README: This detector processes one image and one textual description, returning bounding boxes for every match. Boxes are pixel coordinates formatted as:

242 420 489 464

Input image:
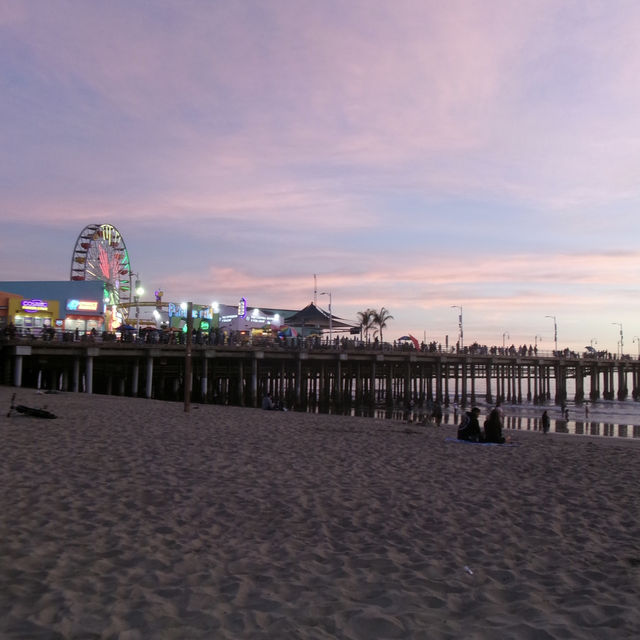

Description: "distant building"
0 290 24 332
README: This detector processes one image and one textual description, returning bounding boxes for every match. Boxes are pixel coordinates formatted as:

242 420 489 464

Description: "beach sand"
1 386 639 639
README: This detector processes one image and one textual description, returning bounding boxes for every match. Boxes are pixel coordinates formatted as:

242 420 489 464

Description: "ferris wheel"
70 223 132 307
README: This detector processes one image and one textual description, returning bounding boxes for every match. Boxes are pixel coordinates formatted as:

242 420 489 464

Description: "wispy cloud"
2 1 640 351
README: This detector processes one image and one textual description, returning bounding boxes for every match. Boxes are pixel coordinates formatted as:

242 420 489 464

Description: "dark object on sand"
7 393 57 419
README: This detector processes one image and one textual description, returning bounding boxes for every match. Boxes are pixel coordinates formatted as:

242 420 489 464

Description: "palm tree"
373 307 394 344
356 308 376 342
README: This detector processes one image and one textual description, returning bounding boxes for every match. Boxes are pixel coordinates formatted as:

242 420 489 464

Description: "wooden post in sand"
184 302 193 413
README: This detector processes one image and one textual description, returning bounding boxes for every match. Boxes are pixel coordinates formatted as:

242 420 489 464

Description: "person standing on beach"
432 401 443 426
541 410 550 434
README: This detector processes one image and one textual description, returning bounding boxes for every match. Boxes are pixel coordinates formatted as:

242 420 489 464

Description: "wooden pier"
2 340 640 410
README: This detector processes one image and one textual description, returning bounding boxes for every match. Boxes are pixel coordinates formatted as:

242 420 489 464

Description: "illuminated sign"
168 302 212 319
238 297 247 318
21 299 48 313
67 299 99 312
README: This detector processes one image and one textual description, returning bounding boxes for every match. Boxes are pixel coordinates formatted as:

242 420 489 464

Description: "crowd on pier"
0 321 627 360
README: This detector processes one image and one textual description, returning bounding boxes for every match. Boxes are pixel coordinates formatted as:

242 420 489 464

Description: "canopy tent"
398 335 420 349
284 302 355 333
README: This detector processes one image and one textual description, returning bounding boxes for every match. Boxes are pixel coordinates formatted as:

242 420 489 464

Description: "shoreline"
6 383 640 441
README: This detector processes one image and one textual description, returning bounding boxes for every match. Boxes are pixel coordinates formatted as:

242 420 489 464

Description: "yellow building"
7 296 61 336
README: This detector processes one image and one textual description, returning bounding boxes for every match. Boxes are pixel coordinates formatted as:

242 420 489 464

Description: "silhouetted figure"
484 408 505 443
261 393 273 410
541 410 550 434
458 407 482 442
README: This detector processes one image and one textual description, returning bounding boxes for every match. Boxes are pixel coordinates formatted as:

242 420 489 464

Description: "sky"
2 0 640 354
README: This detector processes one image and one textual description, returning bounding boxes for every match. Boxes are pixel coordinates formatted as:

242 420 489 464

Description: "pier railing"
1 333 636 362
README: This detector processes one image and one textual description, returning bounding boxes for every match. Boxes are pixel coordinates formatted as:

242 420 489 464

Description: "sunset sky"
2 1 640 353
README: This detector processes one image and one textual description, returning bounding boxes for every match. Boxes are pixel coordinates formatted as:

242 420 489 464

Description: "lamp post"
534 335 542 351
451 305 463 350
130 273 144 338
184 302 193 413
502 332 510 350
545 315 557 354
633 336 640 359
611 322 623 357
320 291 332 344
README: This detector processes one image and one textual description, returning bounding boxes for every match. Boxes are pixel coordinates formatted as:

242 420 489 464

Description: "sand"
1 386 639 639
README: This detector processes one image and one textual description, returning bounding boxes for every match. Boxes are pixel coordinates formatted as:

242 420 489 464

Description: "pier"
2 340 639 411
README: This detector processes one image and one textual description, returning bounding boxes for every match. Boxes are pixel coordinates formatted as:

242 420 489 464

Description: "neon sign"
168 302 212 319
67 299 99 312
237 297 247 318
21 299 48 313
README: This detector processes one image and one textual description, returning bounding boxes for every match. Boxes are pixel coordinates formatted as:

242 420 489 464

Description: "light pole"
320 291 332 344
633 336 640 359
451 305 463 350
611 323 623 357
545 315 557 354
502 332 510 350
184 302 193 413
131 273 144 337
534 335 542 350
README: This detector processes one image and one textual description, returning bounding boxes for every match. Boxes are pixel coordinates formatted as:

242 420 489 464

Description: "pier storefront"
0 291 24 334
8 297 60 337
0 280 106 336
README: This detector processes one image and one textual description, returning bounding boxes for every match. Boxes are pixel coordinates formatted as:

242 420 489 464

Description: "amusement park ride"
69 223 138 327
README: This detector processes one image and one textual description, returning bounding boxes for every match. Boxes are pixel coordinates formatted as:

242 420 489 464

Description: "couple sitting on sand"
457 407 505 444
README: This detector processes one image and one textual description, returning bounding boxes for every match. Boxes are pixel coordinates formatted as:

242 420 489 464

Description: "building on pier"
0 281 105 337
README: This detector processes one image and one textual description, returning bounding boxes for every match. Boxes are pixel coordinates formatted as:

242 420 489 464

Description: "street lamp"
633 336 640 359
534 335 542 350
184 302 193 413
320 291 332 344
611 322 623 357
545 315 557 354
451 305 463 350
131 273 144 336
502 332 510 350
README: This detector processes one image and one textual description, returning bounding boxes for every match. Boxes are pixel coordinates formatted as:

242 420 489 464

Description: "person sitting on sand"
483 408 505 443
457 407 482 442
261 392 274 410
